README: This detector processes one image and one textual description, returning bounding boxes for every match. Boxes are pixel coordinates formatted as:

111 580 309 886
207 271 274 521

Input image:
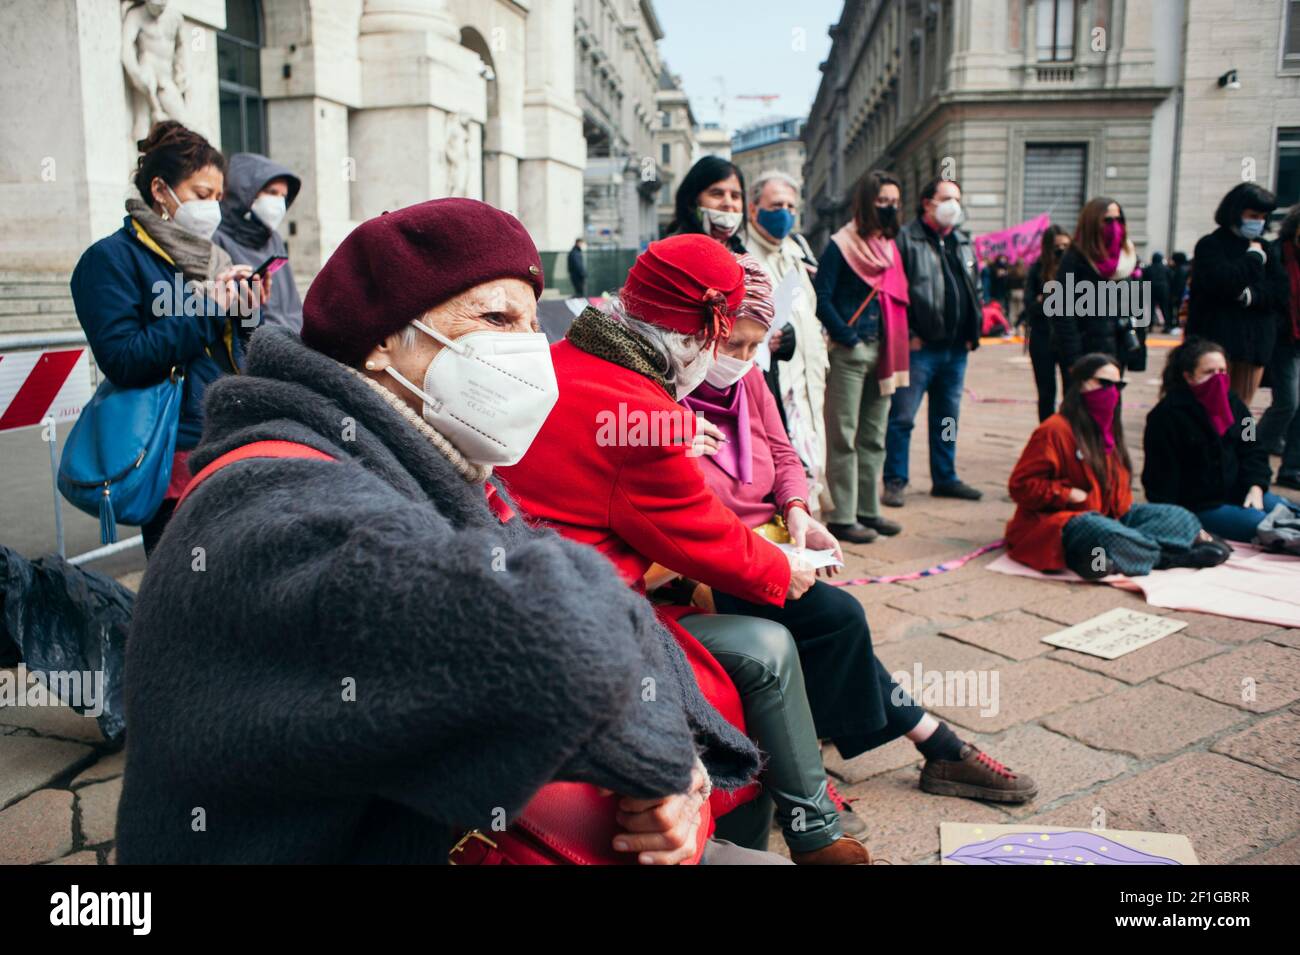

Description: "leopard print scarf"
565 306 675 397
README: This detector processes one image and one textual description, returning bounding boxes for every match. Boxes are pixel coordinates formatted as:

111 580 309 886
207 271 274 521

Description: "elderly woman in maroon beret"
118 198 780 866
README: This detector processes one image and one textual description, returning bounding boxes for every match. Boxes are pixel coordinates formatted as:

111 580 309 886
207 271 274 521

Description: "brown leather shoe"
791 835 873 865
919 744 1038 804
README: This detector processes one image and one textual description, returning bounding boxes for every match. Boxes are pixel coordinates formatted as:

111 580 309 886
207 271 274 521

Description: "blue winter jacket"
70 217 242 450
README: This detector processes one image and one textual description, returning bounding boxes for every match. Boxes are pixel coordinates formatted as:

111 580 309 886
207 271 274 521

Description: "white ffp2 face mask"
385 322 559 466
674 346 714 399
934 198 962 230
165 184 222 240
704 351 753 389
250 193 287 232
700 207 743 239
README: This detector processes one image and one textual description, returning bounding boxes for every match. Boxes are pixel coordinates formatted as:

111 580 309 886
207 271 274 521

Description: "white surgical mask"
674 346 714 399
384 321 559 466
250 193 287 232
700 207 743 240
704 351 753 389
165 184 222 240
933 198 962 230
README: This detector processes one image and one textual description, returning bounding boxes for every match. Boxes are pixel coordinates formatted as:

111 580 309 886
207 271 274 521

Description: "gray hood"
218 152 301 248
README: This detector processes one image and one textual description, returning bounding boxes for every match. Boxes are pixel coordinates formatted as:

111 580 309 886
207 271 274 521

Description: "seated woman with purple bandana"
677 255 1039 808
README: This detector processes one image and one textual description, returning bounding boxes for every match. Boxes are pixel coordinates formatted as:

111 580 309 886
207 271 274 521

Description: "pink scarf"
1095 221 1126 279
1081 387 1119 453
831 224 911 395
681 379 752 483
1190 373 1234 436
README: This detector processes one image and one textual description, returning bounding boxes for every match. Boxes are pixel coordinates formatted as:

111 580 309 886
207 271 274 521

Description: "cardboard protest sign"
1040 607 1186 660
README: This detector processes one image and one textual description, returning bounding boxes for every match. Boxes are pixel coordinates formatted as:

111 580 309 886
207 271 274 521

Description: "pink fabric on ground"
987 544 1300 628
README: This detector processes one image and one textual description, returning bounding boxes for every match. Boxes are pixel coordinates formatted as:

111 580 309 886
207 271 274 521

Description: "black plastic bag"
0 545 132 742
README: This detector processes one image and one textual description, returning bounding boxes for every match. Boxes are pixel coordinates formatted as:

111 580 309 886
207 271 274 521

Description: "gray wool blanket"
116 327 759 863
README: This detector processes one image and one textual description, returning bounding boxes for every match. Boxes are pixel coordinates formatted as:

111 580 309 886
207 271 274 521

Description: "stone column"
349 0 486 219
519 0 585 255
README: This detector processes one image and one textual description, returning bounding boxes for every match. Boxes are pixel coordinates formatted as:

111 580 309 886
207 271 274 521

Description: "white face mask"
933 198 962 230
250 193 287 232
700 207 743 240
674 345 714 399
165 183 222 240
384 321 559 466
704 351 753 389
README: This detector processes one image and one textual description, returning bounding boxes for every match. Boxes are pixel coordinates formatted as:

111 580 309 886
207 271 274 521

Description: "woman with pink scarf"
813 170 911 544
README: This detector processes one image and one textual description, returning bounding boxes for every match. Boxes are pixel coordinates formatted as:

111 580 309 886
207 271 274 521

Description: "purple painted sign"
944 830 1183 866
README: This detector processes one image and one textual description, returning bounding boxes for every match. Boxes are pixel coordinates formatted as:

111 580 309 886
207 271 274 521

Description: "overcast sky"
652 0 845 131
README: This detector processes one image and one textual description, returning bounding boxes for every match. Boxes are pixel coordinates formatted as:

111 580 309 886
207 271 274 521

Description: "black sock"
916 721 965 762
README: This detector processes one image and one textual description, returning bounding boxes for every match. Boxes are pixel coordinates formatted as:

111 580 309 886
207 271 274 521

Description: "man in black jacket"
882 177 984 506
568 237 587 297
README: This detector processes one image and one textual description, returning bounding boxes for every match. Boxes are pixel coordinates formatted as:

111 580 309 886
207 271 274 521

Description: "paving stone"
1042 683 1245 759
963 724 1131 818
0 789 74 864
1025 752 1300 864
843 580 915 608
1171 610 1285 645
77 777 123 846
885 549 1010 593
935 656 1118 734
887 574 1053 621
1264 629 1300 650
941 610 1061 660
0 735 94 807
1021 585 1154 626
1211 712 1300 780
115 570 144 593
823 736 921 785
1048 634 1226 685
1160 642 1300 713
47 850 99 865
858 603 939 644
0 683 105 743
71 749 126 788
1238 834 1300 865
841 768 1008 863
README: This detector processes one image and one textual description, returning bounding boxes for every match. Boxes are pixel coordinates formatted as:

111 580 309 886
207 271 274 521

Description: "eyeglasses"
1090 378 1127 391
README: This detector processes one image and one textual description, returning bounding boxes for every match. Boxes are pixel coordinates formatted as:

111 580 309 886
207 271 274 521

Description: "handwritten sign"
973 213 1052 267
941 823 1198 865
1040 607 1187 660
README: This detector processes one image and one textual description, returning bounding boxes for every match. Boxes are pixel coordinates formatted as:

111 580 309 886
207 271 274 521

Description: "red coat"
498 340 791 602
498 340 791 815
1004 413 1133 572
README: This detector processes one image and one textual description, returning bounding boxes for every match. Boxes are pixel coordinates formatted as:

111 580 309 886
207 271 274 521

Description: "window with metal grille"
1286 1 1300 69
1023 143 1086 229
218 0 266 155
1277 128 1300 209
1035 0 1076 62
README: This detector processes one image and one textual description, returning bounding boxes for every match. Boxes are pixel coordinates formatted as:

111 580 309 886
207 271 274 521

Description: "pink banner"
973 213 1052 266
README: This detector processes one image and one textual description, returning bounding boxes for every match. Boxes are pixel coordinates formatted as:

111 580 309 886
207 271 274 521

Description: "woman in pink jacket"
679 255 1037 807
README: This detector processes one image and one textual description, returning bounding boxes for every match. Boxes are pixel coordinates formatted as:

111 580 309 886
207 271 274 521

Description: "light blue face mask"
1239 218 1266 239
756 206 796 240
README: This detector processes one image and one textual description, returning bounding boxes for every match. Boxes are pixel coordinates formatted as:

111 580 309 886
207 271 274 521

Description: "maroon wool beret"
301 198 544 366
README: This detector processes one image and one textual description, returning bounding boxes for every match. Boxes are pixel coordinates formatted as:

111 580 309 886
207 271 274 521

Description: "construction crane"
735 94 781 109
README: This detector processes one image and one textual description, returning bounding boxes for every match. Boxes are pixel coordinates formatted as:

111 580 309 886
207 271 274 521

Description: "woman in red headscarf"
499 234 875 863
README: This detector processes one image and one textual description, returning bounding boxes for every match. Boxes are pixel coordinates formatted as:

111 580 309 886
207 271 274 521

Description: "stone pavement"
2 339 1297 865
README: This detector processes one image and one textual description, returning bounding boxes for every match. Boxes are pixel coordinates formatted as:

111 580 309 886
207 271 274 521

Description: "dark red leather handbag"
448 782 711 866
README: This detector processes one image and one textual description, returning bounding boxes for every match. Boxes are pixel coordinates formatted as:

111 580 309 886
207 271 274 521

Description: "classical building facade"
575 0 666 250
0 0 661 335
732 116 807 217
801 0 1300 258
653 67 700 233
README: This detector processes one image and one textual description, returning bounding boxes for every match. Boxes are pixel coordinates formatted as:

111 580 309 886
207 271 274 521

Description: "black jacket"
894 218 982 347
813 239 882 346
1186 227 1286 366
567 244 587 281
117 328 758 863
1051 247 1147 370
1142 386 1273 512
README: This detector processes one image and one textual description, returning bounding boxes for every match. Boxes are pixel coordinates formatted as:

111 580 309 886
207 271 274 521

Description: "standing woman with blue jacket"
70 121 265 553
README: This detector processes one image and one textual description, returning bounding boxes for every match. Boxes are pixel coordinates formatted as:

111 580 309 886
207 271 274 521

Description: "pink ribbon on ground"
826 539 1006 587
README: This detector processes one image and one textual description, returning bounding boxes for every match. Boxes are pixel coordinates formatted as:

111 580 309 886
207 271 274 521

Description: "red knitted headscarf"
619 234 745 344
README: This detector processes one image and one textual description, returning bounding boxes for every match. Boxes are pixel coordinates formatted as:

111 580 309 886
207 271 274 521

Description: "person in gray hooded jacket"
214 152 304 338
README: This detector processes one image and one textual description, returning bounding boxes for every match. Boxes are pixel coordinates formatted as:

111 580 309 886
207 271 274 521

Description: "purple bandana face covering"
1080 386 1119 453
1189 372 1234 436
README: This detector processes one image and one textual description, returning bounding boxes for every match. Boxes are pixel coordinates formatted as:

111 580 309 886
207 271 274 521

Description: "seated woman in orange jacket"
1005 353 1227 578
